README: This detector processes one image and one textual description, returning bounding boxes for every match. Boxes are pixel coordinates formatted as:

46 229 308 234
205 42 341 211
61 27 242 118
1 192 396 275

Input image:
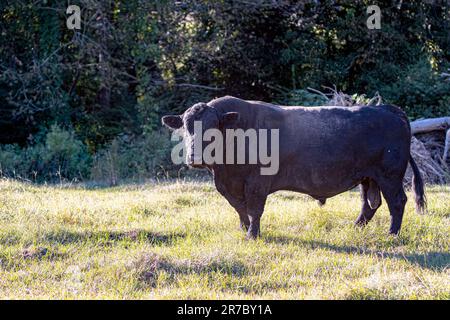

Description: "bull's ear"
162 115 183 130
221 112 240 126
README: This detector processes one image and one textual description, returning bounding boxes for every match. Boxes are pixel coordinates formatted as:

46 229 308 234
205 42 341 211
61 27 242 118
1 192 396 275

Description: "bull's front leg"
237 206 250 231
214 180 249 231
229 200 249 231
222 194 249 231
245 193 267 240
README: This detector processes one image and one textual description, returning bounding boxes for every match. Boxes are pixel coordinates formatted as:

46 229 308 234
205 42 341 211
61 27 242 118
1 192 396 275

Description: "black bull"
162 96 426 239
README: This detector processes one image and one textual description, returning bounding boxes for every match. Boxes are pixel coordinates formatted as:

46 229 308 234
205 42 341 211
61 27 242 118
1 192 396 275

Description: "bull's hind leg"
355 179 381 226
379 179 407 235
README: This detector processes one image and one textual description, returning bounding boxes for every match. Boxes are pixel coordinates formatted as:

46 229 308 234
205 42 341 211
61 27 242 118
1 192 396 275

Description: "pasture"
0 179 448 299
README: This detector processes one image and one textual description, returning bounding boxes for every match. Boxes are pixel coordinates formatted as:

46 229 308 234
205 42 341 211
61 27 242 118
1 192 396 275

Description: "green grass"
0 179 448 299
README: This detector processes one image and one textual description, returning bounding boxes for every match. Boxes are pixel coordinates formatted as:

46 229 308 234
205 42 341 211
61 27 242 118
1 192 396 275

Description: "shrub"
377 59 450 119
0 144 28 179
0 125 91 182
275 89 328 106
40 125 92 181
91 130 183 185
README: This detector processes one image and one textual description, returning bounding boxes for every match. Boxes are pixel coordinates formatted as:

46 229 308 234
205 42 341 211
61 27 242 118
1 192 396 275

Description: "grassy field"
0 179 448 299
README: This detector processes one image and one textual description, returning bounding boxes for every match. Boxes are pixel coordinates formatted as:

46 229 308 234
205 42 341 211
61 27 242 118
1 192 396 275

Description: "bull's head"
162 103 239 167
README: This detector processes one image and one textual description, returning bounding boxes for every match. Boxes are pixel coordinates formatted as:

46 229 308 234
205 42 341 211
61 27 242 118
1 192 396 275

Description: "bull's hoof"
354 218 369 227
245 231 259 240
241 227 249 232
239 223 249 232
388 229 401 236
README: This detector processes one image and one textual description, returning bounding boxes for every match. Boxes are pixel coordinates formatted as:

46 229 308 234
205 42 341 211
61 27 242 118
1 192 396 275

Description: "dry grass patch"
0 179 448 299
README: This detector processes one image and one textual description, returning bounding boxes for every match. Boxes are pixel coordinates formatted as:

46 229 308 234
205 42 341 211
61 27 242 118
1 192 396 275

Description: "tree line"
0 0 449 182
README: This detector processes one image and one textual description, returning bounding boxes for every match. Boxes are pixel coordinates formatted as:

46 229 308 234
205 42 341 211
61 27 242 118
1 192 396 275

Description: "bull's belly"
280 180 360 199
272 164 364 198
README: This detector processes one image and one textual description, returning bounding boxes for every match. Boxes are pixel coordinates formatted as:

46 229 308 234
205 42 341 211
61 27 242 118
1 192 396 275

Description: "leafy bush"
0 125 205 185
378 59 450 119
91 130 183 185
275 89 328 106
40 125 92 181
0 144 30 179
0 125 91 182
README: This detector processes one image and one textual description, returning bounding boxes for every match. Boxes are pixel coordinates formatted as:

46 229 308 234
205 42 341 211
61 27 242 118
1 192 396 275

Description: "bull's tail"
409 154 427 214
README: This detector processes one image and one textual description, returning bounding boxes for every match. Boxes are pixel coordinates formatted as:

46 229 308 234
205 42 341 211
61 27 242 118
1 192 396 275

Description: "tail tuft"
409 155 427 214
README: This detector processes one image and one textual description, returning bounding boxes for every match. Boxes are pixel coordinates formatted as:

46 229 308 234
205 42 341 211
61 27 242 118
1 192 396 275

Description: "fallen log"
443 129 450 165
411 117 450 168
410 117 450 134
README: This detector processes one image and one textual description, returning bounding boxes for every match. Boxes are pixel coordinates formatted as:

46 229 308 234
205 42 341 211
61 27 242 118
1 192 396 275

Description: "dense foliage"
0 0 449 182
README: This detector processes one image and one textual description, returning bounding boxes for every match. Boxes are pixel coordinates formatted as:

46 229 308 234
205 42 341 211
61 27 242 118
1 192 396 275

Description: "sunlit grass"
0 179 448 299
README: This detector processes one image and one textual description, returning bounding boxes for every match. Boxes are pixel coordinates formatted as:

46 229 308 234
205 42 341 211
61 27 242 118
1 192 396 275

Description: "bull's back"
280 105 410 159
273 105 410 195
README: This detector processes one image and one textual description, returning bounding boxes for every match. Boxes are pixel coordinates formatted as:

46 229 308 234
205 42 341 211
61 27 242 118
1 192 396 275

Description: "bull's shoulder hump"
207 95 245 107
247 100 279 107
208 96 284 113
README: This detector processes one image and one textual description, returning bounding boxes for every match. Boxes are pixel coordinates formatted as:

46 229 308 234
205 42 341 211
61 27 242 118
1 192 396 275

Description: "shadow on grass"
135 252 249 288
41 229 185 246
0 245 71 271
264 235 450 271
